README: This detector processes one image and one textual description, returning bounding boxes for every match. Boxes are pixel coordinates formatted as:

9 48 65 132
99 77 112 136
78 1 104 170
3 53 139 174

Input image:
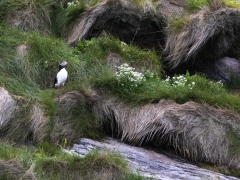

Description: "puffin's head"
60 61 70 67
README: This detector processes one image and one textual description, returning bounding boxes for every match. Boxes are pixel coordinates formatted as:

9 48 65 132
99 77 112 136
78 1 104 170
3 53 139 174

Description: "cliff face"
2 0 240 179
66 0 240 82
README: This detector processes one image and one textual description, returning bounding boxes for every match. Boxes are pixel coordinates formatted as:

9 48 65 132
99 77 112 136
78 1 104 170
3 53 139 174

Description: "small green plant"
131 0 156 12
115 63 146 91
168 15 190 33
223 0 240 8
186 0 209 12
164 74 196 90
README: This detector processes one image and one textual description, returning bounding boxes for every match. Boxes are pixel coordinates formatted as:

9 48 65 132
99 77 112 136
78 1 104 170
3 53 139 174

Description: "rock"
0 87 16 127
67 138 240 180
201 57 240 83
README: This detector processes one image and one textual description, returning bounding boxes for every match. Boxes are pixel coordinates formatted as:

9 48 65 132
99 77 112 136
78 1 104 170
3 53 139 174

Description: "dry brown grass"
164 5 240 68
5 0 53 34
30 103 49 142
51 90 87 144
67 0 164 46
92 94 240 170
0 159 36 180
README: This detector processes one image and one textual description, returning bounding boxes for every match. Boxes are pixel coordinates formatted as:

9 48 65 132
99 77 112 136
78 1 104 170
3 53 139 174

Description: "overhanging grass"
0 0 54 34
0 141 148 180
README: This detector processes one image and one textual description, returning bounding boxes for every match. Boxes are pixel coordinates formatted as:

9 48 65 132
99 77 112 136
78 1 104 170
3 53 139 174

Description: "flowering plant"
163 74 195 90
115 63 146 87
115 63 146 91
67 1 79 7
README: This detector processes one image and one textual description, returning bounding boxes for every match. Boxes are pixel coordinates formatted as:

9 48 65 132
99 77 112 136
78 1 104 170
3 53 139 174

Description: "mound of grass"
0 25 99 144
0 0 54 34
74 35 162 91
96 68 240 113
167 14 190 33
0 141 147 180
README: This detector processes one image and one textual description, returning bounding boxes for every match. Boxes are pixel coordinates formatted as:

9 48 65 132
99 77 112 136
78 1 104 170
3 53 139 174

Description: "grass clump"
0 0 54 34
131 0 156 12
96 67 240 112
223 0 240 8
186 0 209 12
51 0 103 37
0 141 147 180
76 35 161 70
167 14 190 33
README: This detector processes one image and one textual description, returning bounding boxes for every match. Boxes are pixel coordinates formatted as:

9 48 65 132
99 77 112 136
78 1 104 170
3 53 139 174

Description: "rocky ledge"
64 138 239 180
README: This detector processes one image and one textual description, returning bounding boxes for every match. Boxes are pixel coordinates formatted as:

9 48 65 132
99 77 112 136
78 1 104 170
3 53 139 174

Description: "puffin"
53 61 69 89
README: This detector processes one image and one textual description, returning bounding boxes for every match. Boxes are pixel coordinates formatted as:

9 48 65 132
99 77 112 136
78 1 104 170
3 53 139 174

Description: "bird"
53 61 69 89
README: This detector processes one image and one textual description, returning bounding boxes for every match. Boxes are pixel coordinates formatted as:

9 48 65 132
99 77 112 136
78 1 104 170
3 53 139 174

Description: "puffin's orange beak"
67 62 70 66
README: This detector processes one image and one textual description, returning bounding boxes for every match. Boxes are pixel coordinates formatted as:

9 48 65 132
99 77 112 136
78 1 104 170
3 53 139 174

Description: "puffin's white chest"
55 68 68 87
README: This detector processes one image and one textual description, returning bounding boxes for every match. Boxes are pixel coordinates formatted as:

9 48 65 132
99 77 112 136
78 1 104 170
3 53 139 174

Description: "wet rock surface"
67 138 240 180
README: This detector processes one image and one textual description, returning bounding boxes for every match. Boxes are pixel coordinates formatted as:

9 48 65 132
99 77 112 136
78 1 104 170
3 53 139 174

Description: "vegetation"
1 0 240 179
223 0 240 8
0 141 147 180
131 0 156 12
186 0 209 12
167 14 190 33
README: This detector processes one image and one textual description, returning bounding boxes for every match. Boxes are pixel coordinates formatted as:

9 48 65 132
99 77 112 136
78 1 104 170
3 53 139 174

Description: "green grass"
0 25 101 144
223 0 240 8
0 141 148 180
186 0 209 12
0 0 54 33
167 15 190 33
95 70 240 113
76 35 161 71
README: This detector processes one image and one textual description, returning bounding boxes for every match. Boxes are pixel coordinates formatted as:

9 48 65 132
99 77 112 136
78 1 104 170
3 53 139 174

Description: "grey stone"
68 137 240 180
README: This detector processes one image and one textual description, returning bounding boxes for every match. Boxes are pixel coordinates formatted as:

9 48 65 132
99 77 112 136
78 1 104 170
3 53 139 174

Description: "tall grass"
0 25 100 144
0 0 54 34
75 35 162 88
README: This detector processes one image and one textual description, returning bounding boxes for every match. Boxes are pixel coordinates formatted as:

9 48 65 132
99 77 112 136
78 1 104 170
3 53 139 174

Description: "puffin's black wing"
53 74 58 88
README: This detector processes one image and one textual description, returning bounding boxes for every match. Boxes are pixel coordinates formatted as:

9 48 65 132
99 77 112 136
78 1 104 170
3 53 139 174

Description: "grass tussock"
93 95 240 171
164 4 240 69
0 0 54 34
223 0 240 9
167 14 190 34
0 141 145 180
186 0 209 12
131 0 156 12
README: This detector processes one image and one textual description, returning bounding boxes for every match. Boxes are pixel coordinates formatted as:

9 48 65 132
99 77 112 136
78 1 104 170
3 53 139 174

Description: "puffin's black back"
53 65 63 88
59 65 64 71
53 61 68 88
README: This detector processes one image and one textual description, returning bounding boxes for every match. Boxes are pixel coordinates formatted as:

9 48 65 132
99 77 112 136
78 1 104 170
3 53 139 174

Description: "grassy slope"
1 0 240 179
